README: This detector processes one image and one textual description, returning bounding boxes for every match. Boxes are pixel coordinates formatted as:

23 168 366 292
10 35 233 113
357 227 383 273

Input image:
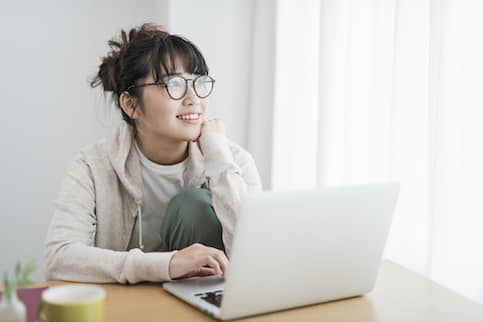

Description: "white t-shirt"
128 142 188 251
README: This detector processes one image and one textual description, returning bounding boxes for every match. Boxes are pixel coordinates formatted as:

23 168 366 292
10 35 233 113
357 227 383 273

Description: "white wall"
0 0 255 280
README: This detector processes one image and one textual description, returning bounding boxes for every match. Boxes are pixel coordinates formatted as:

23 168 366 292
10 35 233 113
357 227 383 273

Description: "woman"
44 23 262 283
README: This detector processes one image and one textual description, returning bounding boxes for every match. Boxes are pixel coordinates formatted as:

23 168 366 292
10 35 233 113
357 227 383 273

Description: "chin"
184 131 201 142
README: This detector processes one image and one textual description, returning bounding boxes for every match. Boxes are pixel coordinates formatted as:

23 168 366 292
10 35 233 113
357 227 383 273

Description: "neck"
135 131 188 165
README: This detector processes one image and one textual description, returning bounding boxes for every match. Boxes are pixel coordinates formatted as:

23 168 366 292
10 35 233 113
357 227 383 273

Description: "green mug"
37 285 105 322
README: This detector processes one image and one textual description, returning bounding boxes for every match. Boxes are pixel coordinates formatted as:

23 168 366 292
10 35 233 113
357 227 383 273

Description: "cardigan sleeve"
44 156 177 283
199 132 262 257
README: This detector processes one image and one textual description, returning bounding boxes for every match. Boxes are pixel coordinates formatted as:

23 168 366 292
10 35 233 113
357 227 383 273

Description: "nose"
183 82 200 105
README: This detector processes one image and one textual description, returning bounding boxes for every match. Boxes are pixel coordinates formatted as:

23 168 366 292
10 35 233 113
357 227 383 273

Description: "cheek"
141 94 177 123
138 107 177 134
152 106 178 127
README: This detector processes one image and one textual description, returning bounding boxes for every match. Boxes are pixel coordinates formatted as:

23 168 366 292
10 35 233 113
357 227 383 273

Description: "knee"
166 188 218 226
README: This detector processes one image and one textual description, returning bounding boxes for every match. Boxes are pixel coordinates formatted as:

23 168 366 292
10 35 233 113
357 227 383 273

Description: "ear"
120 92 141 120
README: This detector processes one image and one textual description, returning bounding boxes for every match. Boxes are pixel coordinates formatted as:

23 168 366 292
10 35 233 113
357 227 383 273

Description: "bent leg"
160 188 225 252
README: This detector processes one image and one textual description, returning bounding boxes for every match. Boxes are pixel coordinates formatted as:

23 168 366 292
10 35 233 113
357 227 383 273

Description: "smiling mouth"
176 113 202 121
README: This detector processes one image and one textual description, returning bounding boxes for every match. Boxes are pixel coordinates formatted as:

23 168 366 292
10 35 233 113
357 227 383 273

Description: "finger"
212 252 229 275
201 256 222 275
182 267 215 278
199 122 206 134
205 248 228 275
196 267 217 277
175 270 197 280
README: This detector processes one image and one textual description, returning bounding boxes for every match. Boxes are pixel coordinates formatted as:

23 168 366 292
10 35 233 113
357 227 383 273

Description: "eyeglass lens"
165 75 214 99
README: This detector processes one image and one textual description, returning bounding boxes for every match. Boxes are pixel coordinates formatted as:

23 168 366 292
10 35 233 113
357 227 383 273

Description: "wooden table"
38 261 483 321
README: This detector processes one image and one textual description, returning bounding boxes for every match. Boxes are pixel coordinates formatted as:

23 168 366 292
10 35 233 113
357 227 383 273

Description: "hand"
195 118 225 153
168 243 229 280
201 118 225 135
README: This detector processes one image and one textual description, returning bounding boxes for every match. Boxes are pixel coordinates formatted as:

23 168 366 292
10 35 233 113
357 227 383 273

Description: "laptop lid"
219 182 399 320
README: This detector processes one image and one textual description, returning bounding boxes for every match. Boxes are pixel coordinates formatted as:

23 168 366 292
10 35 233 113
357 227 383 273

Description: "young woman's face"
135 67 208 143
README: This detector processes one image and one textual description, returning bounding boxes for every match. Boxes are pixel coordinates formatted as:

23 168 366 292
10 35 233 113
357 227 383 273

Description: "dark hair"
90 23 210 125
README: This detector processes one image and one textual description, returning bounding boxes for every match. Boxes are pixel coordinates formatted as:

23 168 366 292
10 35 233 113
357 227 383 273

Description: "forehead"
151 40 208 79
154 56 199 78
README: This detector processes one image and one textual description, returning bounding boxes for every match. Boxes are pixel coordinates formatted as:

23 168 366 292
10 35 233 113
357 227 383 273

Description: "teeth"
177 113 200 120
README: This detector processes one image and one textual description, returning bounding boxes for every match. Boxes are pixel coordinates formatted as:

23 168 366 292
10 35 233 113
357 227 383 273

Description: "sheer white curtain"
249 0 483 303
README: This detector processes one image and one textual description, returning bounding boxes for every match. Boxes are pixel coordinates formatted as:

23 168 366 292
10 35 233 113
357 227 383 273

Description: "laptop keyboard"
195 289 224 307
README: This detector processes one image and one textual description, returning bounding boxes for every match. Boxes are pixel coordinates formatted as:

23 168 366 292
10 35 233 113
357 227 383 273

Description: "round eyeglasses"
125 75 215 100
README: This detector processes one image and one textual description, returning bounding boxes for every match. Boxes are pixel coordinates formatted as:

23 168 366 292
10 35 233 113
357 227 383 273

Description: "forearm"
45 240 176 284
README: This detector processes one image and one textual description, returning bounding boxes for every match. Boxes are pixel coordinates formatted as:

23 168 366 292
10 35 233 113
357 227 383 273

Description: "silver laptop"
163 182 399 320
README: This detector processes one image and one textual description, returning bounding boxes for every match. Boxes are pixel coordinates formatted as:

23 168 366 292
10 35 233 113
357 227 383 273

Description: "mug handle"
36 301 47 322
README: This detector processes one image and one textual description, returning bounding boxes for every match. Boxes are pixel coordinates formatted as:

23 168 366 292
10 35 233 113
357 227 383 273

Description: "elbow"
44 241 68 281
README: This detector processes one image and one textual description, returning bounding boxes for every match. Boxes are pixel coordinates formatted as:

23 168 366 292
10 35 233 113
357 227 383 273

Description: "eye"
166 76 185 88
196 76 212 84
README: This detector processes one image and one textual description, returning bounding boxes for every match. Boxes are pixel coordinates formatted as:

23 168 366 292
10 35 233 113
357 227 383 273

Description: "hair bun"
91 24 169 93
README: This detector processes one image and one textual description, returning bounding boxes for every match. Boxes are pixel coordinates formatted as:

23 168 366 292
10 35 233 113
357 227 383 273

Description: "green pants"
160 188 226 253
